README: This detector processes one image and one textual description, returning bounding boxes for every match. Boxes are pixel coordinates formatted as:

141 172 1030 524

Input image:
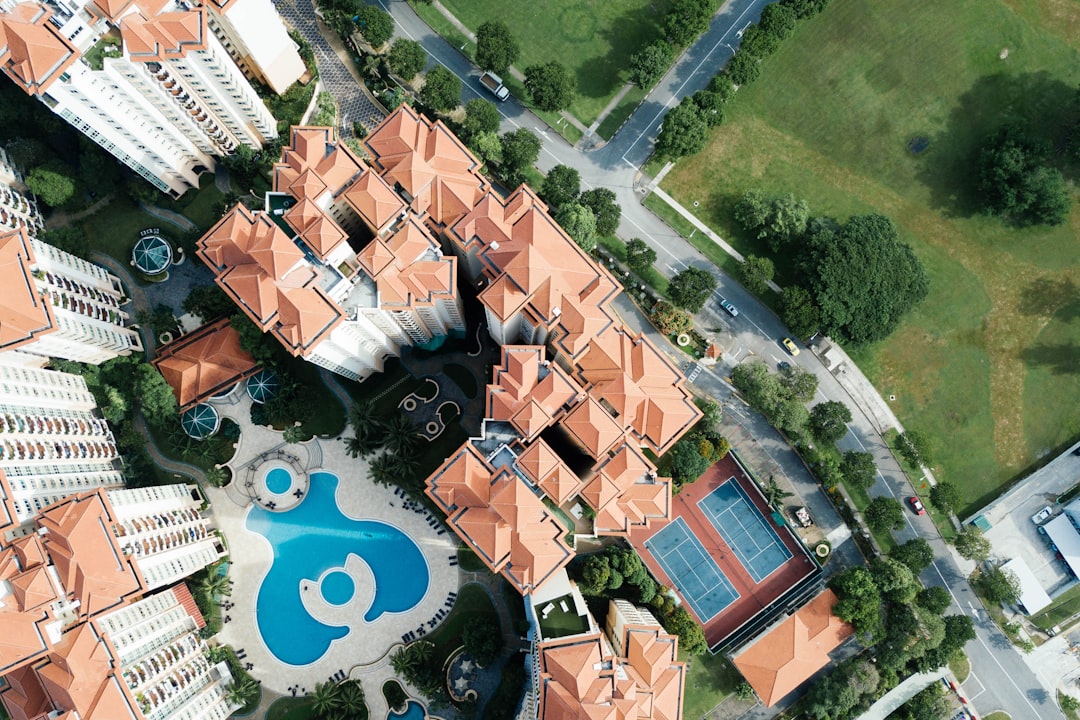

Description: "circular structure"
131 235 172 275
181 403 220 439
320 571 354 606
246 369 279 404
815 543 831 558
265 467 292 494
676 333 691 347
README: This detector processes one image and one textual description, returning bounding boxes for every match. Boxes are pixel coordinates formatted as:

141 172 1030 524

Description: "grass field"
681 651 741 719
660 0 1080 515
433 0 672 127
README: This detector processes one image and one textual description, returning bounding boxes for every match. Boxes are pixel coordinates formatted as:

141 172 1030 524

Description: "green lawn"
266 697 315 720
427 583 498 669
431 0 673 126
660 0 1080 516
1031 582 1080 632
681 651 741 719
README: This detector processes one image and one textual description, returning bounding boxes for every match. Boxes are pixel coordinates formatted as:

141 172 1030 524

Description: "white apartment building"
202 0 305 94
0 362 124 532
0 0 287 197
0 228 142 366
0 146 44 239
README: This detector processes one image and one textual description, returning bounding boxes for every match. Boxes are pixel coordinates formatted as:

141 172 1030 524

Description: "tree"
870 556 919 604
199 573 231 600
654 99 708 159
953 526 991 562
738 254 774 295
726 50 761 86
694 397 722 430
864 496 904 535
708 73 736 103
690 90 725 127
475 21 519 75
524 62 574 112
26 165 76 207
334 680 365 718
739 25 779 60
978 128 1071 226
781 285 820 339
462 616 502 666
500 128 541 184
976 566 1020 605
470 130 502 166
355 5 393 47
227 677 261 709
784 0 832 18
778 365 817 402
891 538 935 573
762 476 793 508
898 681 950 720
183 285 236 322
664 0 712 46
759 3 798 40
230 314 276 364
917 586 952 614
734 191 810 251
735 681 756 700
629 41 672 87
136 363 178 428
802 213 928 344
41 226 88 259
668 267 717 312
204 466 230 487
349 399 385 440
626 238 657 276
829 567 882 637
461 98 501 141
896 430 931 466
840 450 877 490
419 66 461 112
928 482 962 515
669 437 711 486
578 188 621 236
650 300 693 336
663 606 707 654
308 682 341 718
387 38 427 79
555 202 597 251
539 165 580 210
808 400 852 444
383 412 420 456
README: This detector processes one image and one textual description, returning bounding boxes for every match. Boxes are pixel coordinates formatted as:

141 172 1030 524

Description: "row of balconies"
0 413 106 436
115 507 201 536
129 647 209 713
0 438 116 462
0 189 35 215
50 291 124 325
123 524 209 558
0 212 40 238
43 272 121 307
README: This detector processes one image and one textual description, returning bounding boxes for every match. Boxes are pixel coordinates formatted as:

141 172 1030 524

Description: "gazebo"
246 369 280 404
181 403 220 440
132 235 172 275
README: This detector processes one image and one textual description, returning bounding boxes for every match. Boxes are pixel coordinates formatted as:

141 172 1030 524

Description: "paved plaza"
202 385 460 717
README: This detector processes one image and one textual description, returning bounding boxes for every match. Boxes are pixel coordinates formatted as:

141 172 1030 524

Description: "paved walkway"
134 413 207 484
45 193 115 229
139 202 197 232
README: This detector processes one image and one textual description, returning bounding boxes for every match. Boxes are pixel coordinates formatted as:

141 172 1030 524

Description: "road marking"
687 364 703 383
965 672 986 700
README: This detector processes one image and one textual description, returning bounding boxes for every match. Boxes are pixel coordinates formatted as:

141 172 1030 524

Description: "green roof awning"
181 403 219 439
246 369 279 404
132 235 172 275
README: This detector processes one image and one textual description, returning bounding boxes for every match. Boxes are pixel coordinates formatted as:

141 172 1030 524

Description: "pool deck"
203 387 461 717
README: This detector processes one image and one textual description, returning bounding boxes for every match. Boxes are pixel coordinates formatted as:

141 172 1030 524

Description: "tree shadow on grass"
914 71 1079 219
584 5 665 102
1020 342 1080 376
1017 277 1080 320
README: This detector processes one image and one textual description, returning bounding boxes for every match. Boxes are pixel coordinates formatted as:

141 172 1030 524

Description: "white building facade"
0 146 44 239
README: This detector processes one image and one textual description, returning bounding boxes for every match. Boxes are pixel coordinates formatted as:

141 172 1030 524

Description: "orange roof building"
152 318 258 410
732 589 854 706
0 229 142 367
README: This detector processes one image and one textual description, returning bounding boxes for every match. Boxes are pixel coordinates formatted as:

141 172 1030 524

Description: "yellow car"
781 338 800 356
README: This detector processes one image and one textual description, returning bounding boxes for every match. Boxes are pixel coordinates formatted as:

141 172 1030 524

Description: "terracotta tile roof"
581 444 669 536
485 346 582 440
152 318 258 411
360 218 458 309
272 126 365 201
36 625 133 720
120 9 207 62
172 582 207 629
0 605 49 675
732 589 854 707
343 170 404 233
0 229 55 352
9 567 56 611
10 535 46 571
0 4 77 95
1 665 51 720
426 444 572 594
283 198 347 260
562 397 625 459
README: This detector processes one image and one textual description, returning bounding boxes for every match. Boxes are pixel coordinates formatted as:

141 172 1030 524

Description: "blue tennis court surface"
698 479 791 583
644 517 739 622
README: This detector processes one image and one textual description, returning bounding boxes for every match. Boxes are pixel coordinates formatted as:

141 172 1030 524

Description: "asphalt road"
339 2 1065 717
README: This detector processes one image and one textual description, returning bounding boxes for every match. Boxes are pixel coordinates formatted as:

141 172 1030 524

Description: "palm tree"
407 640 434 665
387 453 419 482
383 412 420 455
200 573 231 600
226 676 260 708
344 431 381 459
205 645 230 664
349 399 385 439
762 476 794 508
369 454 399 488
204 466 230 487
390 647 414 676
335 680 365 717
309 682 341 718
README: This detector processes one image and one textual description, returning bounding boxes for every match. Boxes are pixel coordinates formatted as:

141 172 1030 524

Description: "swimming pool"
388 699 425 720
265 467 291 494
246 471 430 666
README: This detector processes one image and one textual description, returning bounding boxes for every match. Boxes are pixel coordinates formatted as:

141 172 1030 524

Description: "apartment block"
0 147 44 240
0 228 142 366
0 0 291 197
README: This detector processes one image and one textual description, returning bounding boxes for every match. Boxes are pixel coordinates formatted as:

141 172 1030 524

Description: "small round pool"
265 467 292 494
388 699 425 720
321 571 354 605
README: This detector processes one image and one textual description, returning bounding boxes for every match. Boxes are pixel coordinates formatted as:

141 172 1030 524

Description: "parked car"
907 496 926 515
720 299 739 317
781 338 800 356
1031 506 1053 524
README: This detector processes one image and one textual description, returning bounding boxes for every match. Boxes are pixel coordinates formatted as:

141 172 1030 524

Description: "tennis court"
698 479 791 583
644 517 740 622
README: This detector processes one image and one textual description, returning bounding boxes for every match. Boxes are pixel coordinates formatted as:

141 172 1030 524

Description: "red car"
908 496 926 515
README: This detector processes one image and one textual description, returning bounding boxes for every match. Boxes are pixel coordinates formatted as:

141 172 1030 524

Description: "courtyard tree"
475 20 519 75
462 616 503 666
309 682 341 719
654 99 708 159
738 254 774 295
355 5 394 47
419 65 462 112
539 164 580 210
780 285 821 339
383 412 420 456
26 165 75 207
890 538 935 573
762 476 793 508
41 226 89 259
227 677 261 709
625 238 657 275
524 61 574 112
629 41 672 87
500 128 541 184
650 300 693 336
461 98 501 141
801 213 928 344
808 400 852 444
578 188 621 236
840 450 877 490
668 266 717 312
387 38 427 79
929 481 962 515
555 202 597 251
183 285 236 322
864 496 904 535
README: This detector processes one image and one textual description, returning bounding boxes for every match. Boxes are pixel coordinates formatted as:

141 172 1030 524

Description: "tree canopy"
499 128 541 184
387 38 427 79
354 5 393 47
829 567 882 637
780 285 820 339
840 450 877 490
801 213 928 344
579 188 621 236
555 202 597 251
891 538 935 573
977 128 1071 226
626 238 657 275
524 62 574 111
419 66 461 112
738 254 774 295
864 496 904 535
976 566 1020 605
629 41 672 87
953 526 991 562
475 21 519 75
808 400 852 444
26 165 75 207
929 482 962 515
667 267 717 312
461 98 501 141
664 0 712 46
733 190 810 251
539 165 580 210
183 285 236 322
655 99 709 159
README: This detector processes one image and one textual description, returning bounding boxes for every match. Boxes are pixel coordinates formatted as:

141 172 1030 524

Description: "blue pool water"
246 471 429 666
388 700 425 720
321 571 354 605
265 467 292 494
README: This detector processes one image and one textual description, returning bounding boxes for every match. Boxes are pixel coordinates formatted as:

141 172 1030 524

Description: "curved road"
299 2 1062 717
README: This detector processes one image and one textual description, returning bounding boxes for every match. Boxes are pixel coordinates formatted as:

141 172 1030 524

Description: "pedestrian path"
858 672 946 720
139 202 197 232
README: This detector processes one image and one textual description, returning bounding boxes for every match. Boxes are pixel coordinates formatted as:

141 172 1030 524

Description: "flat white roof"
1043 514 1080 582
1001 557 1052 615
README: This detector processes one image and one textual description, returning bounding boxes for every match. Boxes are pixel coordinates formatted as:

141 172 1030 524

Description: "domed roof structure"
181 403 220 439
132 235 172 275
246 369 279 404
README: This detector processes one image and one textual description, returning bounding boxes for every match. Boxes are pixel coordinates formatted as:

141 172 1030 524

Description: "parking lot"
974 442 1080 597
